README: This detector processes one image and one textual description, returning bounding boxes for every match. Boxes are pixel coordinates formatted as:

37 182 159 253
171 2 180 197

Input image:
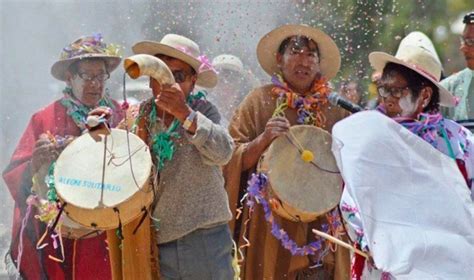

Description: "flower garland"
137 91 206 172
60 87 116 131
246 172 344 257
271 73 331 127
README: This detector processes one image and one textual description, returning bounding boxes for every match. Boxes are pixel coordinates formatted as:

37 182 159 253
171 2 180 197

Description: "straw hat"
399 31 443 67
257 24 341 79
132 34 217 88
51 34 121 81
369 33 456 107
212 54 244 74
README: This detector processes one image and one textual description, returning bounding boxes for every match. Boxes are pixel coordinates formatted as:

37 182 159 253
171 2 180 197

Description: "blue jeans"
158 224 234 280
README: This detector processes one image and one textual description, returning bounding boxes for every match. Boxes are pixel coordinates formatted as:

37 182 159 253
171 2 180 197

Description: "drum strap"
132 207 149 235
113 208 124 240
50 202 67 232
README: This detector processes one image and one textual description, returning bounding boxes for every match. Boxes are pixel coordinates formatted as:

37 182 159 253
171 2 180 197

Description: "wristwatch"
182 110 197 130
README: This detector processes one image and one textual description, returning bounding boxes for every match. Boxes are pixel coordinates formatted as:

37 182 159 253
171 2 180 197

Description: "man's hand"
31 134 59 173
86 106 113 129
88 106 113 119
155 83 192 122
260 117 291 147
241 117 290 171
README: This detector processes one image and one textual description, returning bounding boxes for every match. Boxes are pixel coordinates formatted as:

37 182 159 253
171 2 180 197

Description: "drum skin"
258 125 343 223
54 128 153 230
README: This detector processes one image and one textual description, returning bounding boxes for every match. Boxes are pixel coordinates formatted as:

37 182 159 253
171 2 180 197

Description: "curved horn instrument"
123 54 175 85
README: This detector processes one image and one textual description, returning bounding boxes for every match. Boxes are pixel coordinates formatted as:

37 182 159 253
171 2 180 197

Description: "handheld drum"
32 137 98 239
53 128 153 230
258 125 343 223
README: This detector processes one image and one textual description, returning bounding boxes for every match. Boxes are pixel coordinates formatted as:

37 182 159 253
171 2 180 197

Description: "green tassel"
150 101 157 124
151 119 181 172
46 162 58 202
148 91 204 171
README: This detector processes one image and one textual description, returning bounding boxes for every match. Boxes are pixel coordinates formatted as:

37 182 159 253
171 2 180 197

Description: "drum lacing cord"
113 207 124 240
99 133 108 207
106 143 148 166
122 73 152 194
148 168 163 230
284 133 340 174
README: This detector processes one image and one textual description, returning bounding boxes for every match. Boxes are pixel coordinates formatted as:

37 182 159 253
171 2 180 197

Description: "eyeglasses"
377 85 412 98
461 37 474 47
172 70 194 83
77 72 110 82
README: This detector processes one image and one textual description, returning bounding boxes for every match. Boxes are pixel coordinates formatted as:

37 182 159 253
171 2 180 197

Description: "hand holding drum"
261 117 291 147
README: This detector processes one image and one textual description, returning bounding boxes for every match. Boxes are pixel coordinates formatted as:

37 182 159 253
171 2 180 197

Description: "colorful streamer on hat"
60 33 121 60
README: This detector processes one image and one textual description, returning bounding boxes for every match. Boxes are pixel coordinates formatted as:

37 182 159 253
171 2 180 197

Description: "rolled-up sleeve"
185 102 234 166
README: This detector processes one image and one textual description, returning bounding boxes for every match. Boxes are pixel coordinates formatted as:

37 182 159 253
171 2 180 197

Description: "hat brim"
51 54 121 81
132 41 217 88
257 24 341 80
369 52 456 107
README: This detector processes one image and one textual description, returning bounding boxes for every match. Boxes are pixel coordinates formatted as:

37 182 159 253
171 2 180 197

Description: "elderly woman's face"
67 60 108 107
378 71 424 118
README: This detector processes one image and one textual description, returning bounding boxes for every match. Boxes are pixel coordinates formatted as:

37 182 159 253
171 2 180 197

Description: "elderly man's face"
277 36 321 94
66 59 108 107
461 24 474 70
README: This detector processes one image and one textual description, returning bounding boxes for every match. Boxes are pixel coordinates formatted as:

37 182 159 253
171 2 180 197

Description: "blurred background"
0 0 471 275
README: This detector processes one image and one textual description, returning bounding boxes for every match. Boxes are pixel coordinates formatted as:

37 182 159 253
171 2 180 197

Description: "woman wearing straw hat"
225 24 351 280
339 32 474 279
102 34 235 280
2 34 124 279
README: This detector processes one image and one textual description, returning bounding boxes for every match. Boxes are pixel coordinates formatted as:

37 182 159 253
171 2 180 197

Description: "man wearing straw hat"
2 34 124 279
441 11 474 121
225 24 350 279
102 34 235 279
208 54 260 127
337 31 473 279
